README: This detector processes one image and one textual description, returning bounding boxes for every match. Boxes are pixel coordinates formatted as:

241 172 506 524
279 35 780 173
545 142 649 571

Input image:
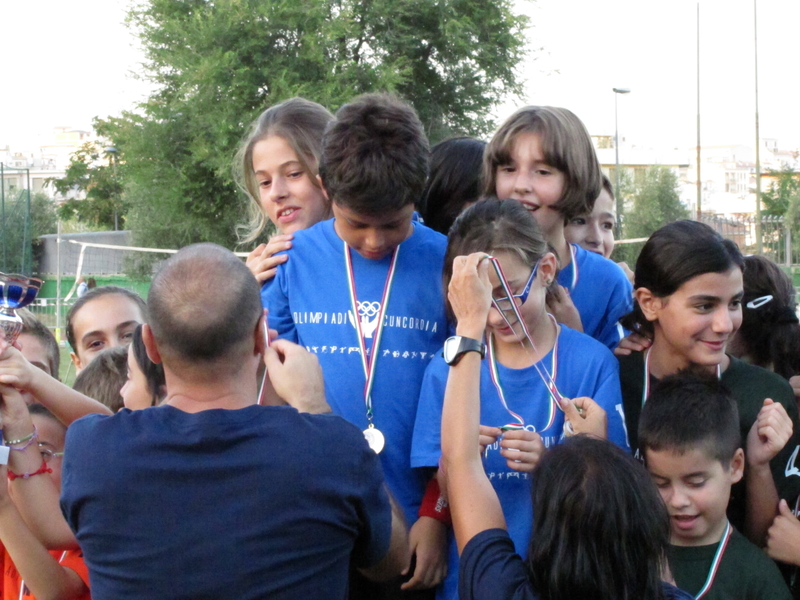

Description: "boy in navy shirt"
262 94 450 596
640 372 791 599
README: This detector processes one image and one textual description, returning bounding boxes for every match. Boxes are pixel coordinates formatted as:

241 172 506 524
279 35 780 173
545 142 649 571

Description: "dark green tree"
106 0 529 249
48 141 125 230
614 166 689 265
761 166 800 217
0 191 57 275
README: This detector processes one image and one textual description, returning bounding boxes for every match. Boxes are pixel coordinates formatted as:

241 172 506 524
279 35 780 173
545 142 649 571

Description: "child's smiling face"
646 446 743 546
494 132 566 241
565 188 616 259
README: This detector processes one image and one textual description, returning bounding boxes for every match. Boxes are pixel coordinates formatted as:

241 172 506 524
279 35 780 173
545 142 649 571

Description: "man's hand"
561 396 608 439
263 339 330 414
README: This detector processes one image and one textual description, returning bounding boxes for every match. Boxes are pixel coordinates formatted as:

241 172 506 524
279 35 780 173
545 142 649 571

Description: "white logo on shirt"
348 301 381 338
785 445 800 478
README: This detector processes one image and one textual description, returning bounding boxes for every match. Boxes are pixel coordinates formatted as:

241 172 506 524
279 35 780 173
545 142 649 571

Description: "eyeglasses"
39 444 64 463
491 262 540 314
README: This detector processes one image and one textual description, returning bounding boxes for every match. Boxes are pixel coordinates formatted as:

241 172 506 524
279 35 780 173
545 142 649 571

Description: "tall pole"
696 1 702 220
613 87 631 233
56 219 62 343
754 0 763 254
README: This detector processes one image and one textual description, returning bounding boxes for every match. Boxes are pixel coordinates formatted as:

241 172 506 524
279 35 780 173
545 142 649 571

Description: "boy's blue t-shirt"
261 218 450 524
412 325 629 600
556 243 632 350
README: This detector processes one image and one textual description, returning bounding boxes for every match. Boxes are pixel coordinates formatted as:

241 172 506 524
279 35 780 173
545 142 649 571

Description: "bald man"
60 243 407 600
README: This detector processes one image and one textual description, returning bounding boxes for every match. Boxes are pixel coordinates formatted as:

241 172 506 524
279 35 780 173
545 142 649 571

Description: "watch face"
443 336 461 364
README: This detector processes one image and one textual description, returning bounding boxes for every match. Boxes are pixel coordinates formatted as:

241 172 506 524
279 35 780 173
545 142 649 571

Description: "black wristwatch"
443 336 486 366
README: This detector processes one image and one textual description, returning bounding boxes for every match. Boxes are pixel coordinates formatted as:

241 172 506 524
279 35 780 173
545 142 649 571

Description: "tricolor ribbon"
566 244 579 292
695 521 732 599
642 348 721 406
344 243 399 423
486 255 564 430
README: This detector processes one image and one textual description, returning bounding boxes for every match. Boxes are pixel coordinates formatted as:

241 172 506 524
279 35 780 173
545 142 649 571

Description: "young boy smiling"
640 372 791 599
261 93 450 596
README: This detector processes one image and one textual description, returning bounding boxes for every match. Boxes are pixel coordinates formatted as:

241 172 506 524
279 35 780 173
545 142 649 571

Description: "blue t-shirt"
61 404 391 600
459 529 693 600
261 218 450 524
412 325 629 599
557 243 632 350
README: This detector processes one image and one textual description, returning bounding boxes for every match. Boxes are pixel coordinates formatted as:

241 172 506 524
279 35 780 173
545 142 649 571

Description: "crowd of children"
0 91 798 600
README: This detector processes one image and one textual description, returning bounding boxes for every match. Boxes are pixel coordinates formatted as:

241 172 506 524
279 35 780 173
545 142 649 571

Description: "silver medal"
363 425 385 454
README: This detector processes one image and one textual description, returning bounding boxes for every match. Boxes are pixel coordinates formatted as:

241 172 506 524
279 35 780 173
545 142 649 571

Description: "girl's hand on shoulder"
449 253 492 336
747 398 793 469
617 261 634 285
613 331 652 357
246 234 293 283
546 284 583 332
499 429 544 473
766 500 800 565
561 396 607 439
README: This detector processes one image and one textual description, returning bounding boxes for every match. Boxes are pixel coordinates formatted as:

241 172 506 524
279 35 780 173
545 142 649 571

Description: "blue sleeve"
590 352 630 452
351 433 394 569
410 355 448 469
458 529 539 600
260 254 298 343
595 266 633 350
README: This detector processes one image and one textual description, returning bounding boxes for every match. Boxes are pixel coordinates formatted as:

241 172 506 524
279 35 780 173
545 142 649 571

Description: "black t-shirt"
618 352 800 532
669 528 791 599
459 528 693 600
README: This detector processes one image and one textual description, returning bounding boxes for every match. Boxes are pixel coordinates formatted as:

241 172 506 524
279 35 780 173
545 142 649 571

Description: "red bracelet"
418 477 451 525
8 459 52 481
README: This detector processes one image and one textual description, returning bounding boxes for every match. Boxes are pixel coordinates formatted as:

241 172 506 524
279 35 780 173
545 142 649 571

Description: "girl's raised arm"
440 253 507 553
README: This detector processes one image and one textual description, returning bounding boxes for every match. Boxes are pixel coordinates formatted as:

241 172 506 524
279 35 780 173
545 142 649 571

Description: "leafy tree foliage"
613 166 689 265
0 191 57 275
761 166 800 217
624 166 689 238
106 0 528 249
48 141 125 230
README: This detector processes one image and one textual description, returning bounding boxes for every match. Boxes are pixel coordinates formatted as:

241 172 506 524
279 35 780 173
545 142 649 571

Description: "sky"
1 0 798 155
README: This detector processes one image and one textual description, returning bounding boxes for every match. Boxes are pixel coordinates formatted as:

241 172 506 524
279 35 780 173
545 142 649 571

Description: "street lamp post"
613 87 631 232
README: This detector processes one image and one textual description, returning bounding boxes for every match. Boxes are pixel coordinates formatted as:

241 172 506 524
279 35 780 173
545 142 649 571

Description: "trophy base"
0 310 23 346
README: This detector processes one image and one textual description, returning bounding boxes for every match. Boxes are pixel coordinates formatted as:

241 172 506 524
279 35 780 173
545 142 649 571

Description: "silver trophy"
0 273 43 345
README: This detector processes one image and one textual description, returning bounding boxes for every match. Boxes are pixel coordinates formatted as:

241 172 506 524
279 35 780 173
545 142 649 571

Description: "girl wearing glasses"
411 199 628 599
0 397 90 600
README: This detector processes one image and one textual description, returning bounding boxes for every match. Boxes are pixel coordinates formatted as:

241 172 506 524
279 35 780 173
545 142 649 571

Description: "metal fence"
701 214 796 266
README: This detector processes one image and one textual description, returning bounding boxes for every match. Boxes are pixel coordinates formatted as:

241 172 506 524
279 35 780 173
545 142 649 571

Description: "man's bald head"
148 244 262 364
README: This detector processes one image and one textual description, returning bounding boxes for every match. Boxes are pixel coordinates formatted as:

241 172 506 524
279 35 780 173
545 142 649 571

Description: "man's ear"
142 324 162 365
729 448 745 484
254 313 267 357
316 175 330 201
635 287 662 323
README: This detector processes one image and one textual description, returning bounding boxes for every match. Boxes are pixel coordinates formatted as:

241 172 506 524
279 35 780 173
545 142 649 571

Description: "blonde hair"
234 98 334 244
483 106 602 221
